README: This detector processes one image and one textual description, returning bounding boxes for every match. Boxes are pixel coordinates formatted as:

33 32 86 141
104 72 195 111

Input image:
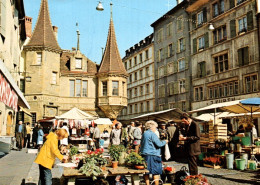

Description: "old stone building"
22 0 127 122
118 34 155 122
0 0 29 137
151 0 192 112
186 0 259 110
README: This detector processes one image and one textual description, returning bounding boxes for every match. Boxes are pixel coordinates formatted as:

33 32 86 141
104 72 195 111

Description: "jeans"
38 165 52 185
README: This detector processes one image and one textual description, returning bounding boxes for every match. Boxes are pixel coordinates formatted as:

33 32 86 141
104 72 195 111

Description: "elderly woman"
35 129 69 185
140 120 168 185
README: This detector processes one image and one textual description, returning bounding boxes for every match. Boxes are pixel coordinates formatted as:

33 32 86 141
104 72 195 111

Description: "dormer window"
75 58 82 69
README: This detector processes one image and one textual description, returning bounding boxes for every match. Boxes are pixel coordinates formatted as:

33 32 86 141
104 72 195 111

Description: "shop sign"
210 97 235 104
0 73 18 111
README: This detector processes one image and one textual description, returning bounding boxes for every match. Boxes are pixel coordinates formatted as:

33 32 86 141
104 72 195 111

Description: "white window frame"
75 58 82 69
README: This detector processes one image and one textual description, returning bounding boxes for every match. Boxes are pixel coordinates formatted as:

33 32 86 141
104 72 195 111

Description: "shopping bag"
165 143 171 161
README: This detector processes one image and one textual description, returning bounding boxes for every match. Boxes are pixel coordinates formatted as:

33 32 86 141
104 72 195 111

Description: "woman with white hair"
140 120 168 185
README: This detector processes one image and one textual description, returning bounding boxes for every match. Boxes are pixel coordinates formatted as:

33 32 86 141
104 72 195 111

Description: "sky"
23 0 177 64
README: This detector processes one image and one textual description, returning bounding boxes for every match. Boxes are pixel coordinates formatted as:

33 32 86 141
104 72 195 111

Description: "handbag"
164 143 171 161
174 166 190 185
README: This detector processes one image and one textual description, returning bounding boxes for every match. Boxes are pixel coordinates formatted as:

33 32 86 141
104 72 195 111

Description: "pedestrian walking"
15 121 26 151
128 122 135 145
133 122 142 153
140 120 168 185
32 123 39 149
158 123 168 161
179 113 201 175
93 122 101 149
35 129 69 185
37 126 44 150
167 120 179 161
121 125 129 148
60 122 69 146
26 122 32 148
110 122 122 145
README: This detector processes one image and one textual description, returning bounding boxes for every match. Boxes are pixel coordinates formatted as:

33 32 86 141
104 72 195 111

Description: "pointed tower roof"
98 11 127 76
26 0 60 51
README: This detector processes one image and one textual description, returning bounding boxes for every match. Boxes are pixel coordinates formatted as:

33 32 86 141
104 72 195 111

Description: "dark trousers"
26 134 31 148
187 155 198 175
16 133 23 150
94 138 100 149
39 164 52 185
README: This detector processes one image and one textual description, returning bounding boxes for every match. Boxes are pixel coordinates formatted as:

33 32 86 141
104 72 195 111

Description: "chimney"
52 26 58 40
25 16 32 38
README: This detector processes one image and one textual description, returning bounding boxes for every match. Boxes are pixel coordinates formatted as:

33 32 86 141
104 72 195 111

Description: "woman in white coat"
60 122 69 145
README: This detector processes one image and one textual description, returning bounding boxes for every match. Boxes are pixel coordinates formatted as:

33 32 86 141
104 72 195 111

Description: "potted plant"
85 149 108 170
183 174 209 185
79 158 103 181
108 145 126 168
125 152 145 169
69 145 79 156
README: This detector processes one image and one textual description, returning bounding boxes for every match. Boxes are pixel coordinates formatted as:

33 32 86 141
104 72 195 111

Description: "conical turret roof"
98 16 127 76
26 0 60 51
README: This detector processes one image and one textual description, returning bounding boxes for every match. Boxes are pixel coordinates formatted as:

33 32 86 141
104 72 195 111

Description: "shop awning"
218 112 260 119
195 112 231 123
94 118 112 125
19 106 32 116
131 108 185 122
0 60 30 110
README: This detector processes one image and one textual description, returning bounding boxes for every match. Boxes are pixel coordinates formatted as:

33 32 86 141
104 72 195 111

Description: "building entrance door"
6 112 13 136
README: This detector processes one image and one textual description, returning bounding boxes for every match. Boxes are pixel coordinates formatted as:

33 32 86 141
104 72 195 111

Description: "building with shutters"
117 34 155 122
0 0 30 137
186 0 259 111
151 0 192 112
22 0 127 122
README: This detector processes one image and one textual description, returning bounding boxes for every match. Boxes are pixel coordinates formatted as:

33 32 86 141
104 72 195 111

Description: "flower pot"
112 161 118 169
134 164 145 170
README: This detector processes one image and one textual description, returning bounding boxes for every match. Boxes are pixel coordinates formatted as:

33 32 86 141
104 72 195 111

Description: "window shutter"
192 14 196 29
238 48 243 66
202 62 206 77
197 63 202 78
230 0 235 9
230 19 236 38
0 0 7 37
244 47 249 65
165 46 169 58
183 38 186 51
203 7 207 23
174 61 178 73
204 32 209 48
185 59 189 70
247 11 253 31
172 42 175 54
193 38 197 54
174 82 179 94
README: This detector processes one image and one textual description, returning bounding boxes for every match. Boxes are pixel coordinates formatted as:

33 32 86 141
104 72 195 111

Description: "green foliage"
85 154 108 166
69 146 78 156
79 158 103 181
125 152 145 165
108 144 126 161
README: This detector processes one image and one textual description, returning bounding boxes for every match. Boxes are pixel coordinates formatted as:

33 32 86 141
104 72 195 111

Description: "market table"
63 166 149 185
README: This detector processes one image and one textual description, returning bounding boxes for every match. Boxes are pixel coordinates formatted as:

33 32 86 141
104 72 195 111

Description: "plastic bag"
165 143 171 161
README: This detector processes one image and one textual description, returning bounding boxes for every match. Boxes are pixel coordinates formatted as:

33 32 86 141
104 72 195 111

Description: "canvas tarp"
55 107 97 120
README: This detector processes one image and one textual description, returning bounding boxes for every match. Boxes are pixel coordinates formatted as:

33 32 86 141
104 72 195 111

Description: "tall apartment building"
118 34 154 122
151 0 191 112
0 0 30 136
186 0 259 110
22 0 127 122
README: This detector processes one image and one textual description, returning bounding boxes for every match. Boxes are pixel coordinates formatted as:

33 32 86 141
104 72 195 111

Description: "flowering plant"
203 157 222 166
84 148 108 166
164 166 175 173
184 174 209 185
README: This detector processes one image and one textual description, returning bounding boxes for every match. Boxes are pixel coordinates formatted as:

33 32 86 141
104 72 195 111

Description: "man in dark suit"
15 121 26 151
179 113 201 175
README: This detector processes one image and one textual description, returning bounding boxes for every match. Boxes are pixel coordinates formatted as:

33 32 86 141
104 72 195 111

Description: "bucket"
226 153 234 169
235 159 245 170
240 153 248 169
241 137 251 146
255 141 260 146
248 160 257 170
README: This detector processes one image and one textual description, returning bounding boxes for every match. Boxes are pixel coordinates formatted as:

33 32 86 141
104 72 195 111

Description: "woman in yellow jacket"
35 129 68 185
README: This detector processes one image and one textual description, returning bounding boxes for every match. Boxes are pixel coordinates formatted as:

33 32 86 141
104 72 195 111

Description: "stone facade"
151 0 191 112
186 0 259 110
118 34 155 122
0 0 29 136
22 0 127 122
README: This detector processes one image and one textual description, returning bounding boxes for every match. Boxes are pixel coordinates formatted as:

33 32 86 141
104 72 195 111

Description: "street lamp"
96 1 104 11
208 23 215 31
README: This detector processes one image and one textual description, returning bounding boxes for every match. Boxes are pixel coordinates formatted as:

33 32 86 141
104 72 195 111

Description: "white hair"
145 120 158 130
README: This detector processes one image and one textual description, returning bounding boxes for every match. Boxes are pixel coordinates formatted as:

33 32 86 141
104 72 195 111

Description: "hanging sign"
0 73 18 111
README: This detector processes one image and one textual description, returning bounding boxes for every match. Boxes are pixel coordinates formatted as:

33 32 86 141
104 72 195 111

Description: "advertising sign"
0 73 18 111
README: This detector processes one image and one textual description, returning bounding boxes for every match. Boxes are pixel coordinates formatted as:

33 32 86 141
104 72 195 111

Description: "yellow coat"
34 132 63 169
